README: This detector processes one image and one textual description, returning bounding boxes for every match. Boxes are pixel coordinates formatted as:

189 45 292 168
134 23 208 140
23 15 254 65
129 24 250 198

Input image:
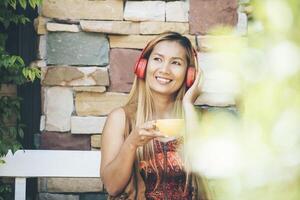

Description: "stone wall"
33 0 249 199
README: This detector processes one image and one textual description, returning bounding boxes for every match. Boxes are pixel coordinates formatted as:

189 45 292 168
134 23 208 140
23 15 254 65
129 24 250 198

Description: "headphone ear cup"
134 58 148 79
186 67 196 88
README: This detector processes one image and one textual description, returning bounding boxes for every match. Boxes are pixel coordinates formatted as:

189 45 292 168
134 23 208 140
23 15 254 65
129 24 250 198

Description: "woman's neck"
151 93 175 119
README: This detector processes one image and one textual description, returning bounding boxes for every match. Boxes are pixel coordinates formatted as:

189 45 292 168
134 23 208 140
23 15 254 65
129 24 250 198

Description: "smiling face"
145 40 188 97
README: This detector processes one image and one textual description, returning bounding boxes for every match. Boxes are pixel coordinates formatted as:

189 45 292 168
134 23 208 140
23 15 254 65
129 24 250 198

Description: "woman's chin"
150 86 178 97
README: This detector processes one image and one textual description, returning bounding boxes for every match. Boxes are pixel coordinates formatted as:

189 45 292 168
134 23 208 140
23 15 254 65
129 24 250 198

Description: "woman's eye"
172 61 181 66
153 57 162 62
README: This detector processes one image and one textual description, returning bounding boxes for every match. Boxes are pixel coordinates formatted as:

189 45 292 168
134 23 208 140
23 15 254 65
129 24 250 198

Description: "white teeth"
156 77 171 84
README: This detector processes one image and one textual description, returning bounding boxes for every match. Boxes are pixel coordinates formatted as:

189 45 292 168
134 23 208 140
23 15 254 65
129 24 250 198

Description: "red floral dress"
139 138 192 200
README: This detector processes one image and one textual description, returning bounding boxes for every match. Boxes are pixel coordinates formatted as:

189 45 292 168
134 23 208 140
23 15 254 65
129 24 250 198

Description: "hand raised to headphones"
183 61 204 105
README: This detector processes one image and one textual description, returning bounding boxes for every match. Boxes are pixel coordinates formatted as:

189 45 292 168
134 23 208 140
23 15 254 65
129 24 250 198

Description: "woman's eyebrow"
153 53 184 61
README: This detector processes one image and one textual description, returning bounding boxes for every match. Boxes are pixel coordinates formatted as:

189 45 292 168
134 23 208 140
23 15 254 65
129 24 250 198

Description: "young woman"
101 32 211 200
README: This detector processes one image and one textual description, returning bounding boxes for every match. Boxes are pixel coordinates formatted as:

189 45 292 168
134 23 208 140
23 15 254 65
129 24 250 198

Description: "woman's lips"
155 76 172 84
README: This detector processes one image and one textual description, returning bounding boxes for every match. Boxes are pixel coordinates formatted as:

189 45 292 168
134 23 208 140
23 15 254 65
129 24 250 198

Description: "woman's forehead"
151 41 186 59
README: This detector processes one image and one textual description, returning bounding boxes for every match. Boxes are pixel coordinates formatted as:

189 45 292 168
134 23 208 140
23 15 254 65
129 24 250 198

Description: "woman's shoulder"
107 107 126 122
106 104 137 127
103 107 127 137
107 104 136 121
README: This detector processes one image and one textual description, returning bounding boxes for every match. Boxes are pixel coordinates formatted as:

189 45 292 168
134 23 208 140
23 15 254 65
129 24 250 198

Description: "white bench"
0 150 101 200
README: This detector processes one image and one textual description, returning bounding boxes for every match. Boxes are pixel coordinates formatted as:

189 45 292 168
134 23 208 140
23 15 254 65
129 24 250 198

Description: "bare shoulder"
108 107 126 120
103 107 126 137
106 107 126 125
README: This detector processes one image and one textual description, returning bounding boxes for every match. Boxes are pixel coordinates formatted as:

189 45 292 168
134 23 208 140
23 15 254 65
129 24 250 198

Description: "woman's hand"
183 66 204 105
127 120 164 149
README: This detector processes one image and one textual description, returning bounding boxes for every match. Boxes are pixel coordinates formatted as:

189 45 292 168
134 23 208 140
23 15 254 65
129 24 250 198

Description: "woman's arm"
100 108 136 196
100 108 162 196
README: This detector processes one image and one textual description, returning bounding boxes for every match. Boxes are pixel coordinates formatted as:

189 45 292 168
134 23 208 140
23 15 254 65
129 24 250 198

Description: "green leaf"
22 67 28 77
28 71 34 81
9 56 17 65
18 127 24 138
8 0 17 9
28 0 36 8
19 0 27 9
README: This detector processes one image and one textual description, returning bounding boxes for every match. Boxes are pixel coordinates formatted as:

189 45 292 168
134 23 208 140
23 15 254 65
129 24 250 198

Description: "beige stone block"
73 86 106 93
197 51 241 99
124 1 165 21
91 135 102 149
71 116 107 134
166 1 189 22
47 23 80 32
140 21 189 35
44 87 74 131
202 76 239 94
109 35 156 49
80 20 139 35
75 92 128 116
198 52 234 72
34 16 49 35
195 51 239 106
41 0 123 20
42 67 109 86
42 67 83 86
38 177 103 193
108 34 198 49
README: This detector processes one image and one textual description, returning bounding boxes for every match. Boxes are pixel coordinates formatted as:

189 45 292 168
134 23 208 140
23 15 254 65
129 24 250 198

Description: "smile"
155 76 172 84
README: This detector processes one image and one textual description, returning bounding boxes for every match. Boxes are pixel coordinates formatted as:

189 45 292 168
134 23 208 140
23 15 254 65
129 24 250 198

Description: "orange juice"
156 119 185 137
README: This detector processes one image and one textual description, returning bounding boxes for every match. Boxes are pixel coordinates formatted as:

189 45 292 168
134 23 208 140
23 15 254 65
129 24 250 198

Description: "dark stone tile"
40 132 90 150
47 32 109 66
189 0 238 34
108 48 140 93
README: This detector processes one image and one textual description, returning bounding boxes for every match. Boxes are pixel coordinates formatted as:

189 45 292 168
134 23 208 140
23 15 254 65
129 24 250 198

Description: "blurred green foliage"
188 0 300 199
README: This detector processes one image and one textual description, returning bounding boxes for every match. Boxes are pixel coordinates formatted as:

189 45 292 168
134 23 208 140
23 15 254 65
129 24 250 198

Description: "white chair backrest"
0 150 101 200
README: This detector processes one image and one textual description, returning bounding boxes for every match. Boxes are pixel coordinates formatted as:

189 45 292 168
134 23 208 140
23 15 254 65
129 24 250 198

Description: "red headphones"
134 43 198 88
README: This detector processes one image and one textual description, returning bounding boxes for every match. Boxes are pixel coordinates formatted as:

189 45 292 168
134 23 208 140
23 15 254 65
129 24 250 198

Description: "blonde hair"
125 32 206 197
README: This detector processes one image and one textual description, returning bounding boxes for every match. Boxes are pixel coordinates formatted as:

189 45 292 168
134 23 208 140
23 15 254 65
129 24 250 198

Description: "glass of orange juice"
155 119 185 137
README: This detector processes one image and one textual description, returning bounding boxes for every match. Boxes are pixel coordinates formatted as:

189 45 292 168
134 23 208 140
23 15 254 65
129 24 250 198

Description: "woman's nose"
159 61 171 73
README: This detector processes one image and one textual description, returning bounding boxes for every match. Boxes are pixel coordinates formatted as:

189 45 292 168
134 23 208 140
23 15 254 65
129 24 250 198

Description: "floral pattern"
139 138 192 200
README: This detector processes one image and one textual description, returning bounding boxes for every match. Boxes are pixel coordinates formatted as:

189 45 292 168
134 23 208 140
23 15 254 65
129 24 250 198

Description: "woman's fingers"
139 129 165 138
132 120 167 146
140 120 157 130
136 130 163 146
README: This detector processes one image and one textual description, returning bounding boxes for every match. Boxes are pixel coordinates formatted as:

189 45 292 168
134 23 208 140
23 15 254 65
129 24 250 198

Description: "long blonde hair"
126 31 196 121
125 32 209 198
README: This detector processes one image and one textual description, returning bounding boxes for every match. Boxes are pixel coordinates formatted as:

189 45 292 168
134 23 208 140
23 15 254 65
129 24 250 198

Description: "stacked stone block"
33 0 249 199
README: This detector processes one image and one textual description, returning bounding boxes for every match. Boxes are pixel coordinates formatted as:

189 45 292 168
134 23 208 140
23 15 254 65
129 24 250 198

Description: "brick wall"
33 0 250 199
